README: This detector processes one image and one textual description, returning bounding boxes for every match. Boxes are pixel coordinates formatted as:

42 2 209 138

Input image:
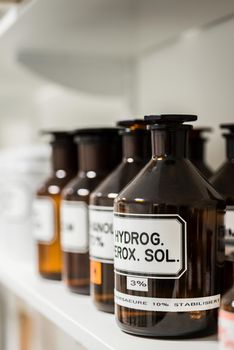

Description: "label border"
33 196 56 245
114 212 187 279
61 200 89 254
89 205 114 263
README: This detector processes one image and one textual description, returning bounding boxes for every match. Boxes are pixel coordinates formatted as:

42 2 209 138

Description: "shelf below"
0 260 218 350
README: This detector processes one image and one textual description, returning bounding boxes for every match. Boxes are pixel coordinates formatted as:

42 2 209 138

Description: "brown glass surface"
62 131 122 295
114 121 225 338
189 128 213 178
90 130 151 313
37 173 77 280
63 174 107 294
36 135 77 280
211 131 234 292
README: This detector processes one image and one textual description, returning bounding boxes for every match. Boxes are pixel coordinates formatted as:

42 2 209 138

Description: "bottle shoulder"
192 160 213 179
90 161 146 202
115 158 225 208
36 173 76 197
210 161 234 203
62 171 106 201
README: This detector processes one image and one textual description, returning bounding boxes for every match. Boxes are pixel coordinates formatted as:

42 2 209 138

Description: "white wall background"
136 17 234 170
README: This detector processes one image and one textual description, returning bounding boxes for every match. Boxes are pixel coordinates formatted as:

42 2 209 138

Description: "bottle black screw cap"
117 119 146 127
220 124 234 133
40 130 75 143
117 119 149 135
144 114 197 130
144 114 197 124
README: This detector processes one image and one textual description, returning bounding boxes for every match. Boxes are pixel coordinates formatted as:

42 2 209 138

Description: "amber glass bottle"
61 128 121 295
219 273 234 350
189 127 213 178
211 124 234 292
114 114 225 338
33 131 78 280
89 120 151 313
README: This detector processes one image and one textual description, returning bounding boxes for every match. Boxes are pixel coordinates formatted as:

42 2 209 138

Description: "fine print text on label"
61 200 88 253
115 290 220 312
89 206 114 263
33 197 55 243
127 276 148 292
114 213 187 279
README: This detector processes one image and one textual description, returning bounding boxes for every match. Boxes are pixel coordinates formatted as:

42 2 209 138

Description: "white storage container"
0 145 50 263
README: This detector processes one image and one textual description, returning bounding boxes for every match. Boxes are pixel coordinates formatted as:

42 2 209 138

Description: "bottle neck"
122 133 150 161
151 128 189 159
78 141 117 172
52 142 77 173
189 138 205 162
225 136 234 161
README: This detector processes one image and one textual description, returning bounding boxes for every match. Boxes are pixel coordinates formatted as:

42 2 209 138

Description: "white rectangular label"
127 276 148 292
33 197 55 243
89 206 113 263
113 213 187 279
115 290 220 312
61 200 88 253
219 310 234 350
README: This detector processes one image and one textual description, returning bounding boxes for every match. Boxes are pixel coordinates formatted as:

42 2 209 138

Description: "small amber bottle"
211 124 234 292
61 128 121 295
33 131 78 280
219 263 234 350
189 127 213 178
114 114 225 338
89 120 151 313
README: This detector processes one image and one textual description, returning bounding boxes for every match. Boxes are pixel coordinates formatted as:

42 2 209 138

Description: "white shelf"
1 0 234 57
0 260 218 350
0 0 234 95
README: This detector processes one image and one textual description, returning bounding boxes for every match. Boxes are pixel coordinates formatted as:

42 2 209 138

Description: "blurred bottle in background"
189 127 213 178
33 131 78 280
89 119 151 313
0 145 50 264
61 128 121 295
211 124 234 292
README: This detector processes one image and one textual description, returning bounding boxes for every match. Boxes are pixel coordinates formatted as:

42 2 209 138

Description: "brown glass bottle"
33 132 78 280
189 127 213 178
114 114 225 338
61 128 121 295
89 120 151 313
219 269 234 350
211 124 234 292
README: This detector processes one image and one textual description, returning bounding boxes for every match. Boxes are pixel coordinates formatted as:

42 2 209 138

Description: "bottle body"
192 160 213 179
90 161 149 313
219 286 234 349
62 174 105 294
61 129 122 294
189 128 213 179
34 174 75 280
211 161 234 292
114 158 225 338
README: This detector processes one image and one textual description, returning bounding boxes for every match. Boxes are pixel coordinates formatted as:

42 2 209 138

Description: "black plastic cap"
117 119 146 127
40 130 75 143
220 124 234 133
117 118 149 135
73 127 119 136
190 127 212 139
144 114 197 124
144 114 197 130
73 127 121 143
